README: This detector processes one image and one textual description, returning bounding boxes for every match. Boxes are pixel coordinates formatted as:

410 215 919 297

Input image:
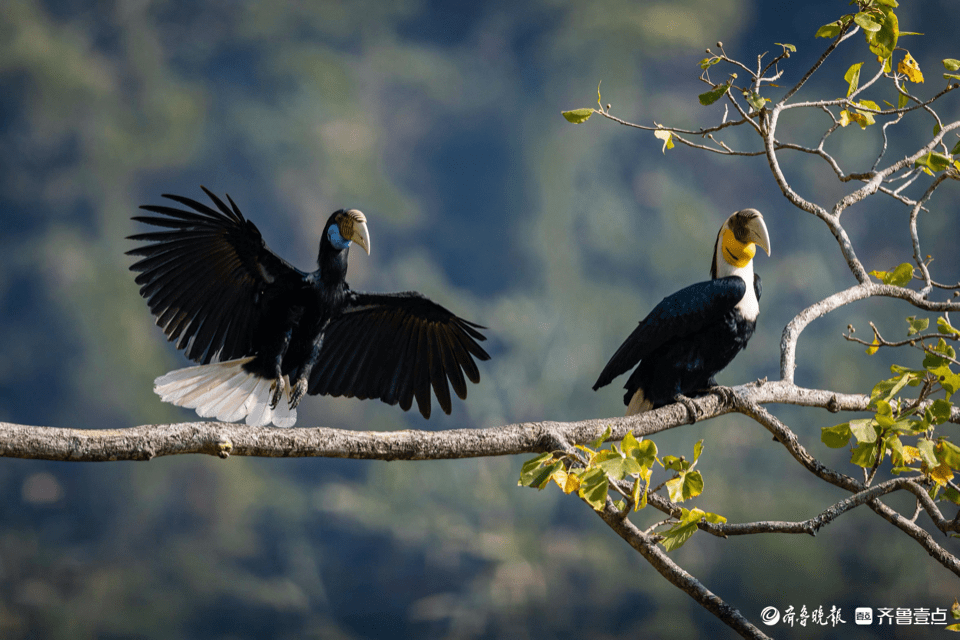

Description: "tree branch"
594 498 772 640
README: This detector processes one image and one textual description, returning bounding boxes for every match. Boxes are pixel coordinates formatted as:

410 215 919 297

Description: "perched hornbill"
127 187 490 427
592 209 771 417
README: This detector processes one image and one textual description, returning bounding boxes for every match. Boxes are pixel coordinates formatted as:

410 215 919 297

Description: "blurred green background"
1 0 958 638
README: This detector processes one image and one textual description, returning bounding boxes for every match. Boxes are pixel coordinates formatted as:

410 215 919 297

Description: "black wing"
127 187 304 364
308 291 490 418
592 276 747 390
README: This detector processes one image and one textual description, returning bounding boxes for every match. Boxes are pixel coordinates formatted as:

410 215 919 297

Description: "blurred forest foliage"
1 0 958 638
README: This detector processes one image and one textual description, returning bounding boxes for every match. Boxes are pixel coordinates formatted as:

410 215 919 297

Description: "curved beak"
340 209 371 255
743 212 771 256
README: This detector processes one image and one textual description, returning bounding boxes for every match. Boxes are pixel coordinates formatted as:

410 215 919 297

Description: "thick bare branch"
5 379 960 463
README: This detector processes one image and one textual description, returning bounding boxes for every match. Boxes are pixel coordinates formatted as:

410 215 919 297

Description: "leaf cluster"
519 430 723 550
826 314 960 505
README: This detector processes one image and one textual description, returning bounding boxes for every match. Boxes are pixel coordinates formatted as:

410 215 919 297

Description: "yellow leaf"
930 463 954 486
902 445 922 464
898 52 924 83
838 110 853 127
866 336 880 355
552 469 581 494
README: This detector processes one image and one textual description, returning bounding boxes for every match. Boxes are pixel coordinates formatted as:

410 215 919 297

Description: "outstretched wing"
592 277 746 390
127 187 304 364
308 291 490 418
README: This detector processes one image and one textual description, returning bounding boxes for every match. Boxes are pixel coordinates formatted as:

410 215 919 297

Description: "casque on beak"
339 209 371 255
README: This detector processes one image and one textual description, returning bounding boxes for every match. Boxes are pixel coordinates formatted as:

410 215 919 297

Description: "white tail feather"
626 388 653 416
154 357 299 427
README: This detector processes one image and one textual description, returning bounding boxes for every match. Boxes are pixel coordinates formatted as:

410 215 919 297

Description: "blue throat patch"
327 223 352 251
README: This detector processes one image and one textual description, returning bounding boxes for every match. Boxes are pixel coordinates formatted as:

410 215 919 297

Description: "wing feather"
127 188 304 364
308 291 490 418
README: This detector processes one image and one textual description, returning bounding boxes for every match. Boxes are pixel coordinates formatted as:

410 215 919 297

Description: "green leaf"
927 364 960 399
851 418 880 443
596 449 643 480
887 433 907 466
693 439 704 463
519 452 554 486
703 511 727 525
938 317 960 336
945 73 960 81
871 263 914 286
953 140 960 156
891 364 926 380
666 470 704 502
660 508 704 552
943 486 960 505
822 423 853 448
530 461 564 490
887 262 914 286
744 91 768 111
562 108 594 124
699 81 731 106
944 59 960 72
875 401 896 429
851 442 880 468
589 425 612 449
654 129 674 153
578 467 609 510
915 152 953 173
917 439 938 467
938 440 960 470
871 374 914 405
621 431 641 457
699 56 721 70
631 474 646 511
891 465 919 475
844 62 864 97
632 440 658 468
775 43 796 53
815 19 845 39
661 455 687 472
907 316 929 336
924 338 957 370
924 400 949 426
866 8 898 60
854 12 882 32
898 90 909 109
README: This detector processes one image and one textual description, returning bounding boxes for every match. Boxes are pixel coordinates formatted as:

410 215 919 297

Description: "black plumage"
593 209 770 415
127 187 490 426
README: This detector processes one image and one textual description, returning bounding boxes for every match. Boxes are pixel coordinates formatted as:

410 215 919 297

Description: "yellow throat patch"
721 228 757 268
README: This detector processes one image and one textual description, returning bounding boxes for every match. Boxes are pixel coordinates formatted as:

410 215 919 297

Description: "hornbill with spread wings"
592 209 770 417
127 188 490 427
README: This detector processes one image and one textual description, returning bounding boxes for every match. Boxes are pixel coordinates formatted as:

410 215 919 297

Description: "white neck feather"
715 247 759 322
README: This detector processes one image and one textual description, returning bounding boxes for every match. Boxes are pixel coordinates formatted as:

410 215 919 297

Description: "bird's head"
324 209 371 256
711 209 771 279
